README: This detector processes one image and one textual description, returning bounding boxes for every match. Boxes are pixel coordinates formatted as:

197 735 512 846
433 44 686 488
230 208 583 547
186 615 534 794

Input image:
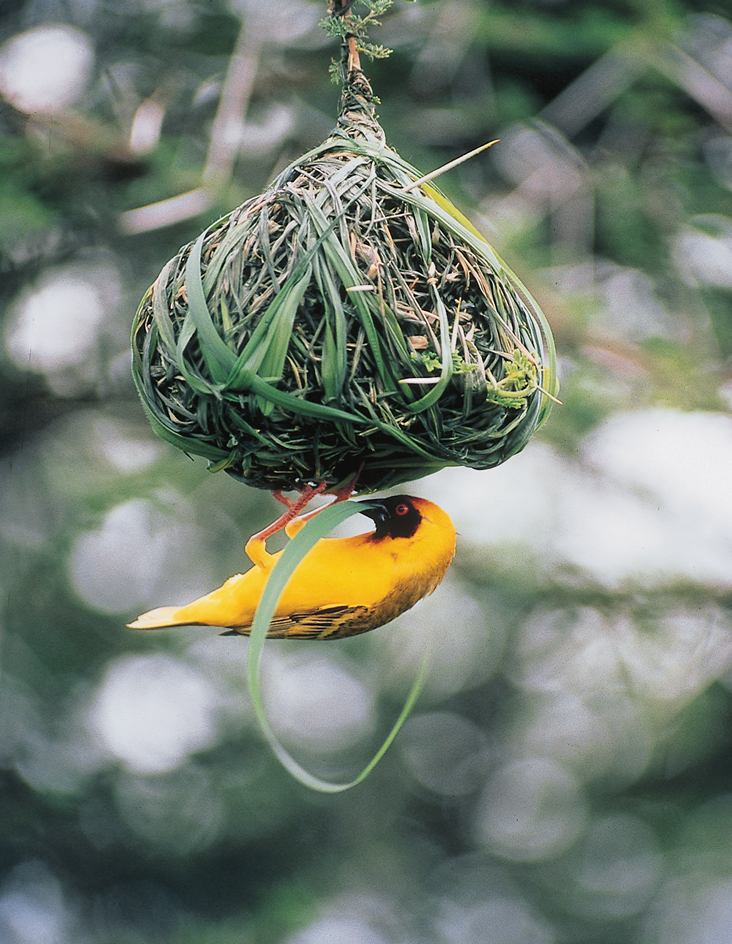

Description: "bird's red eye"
395 503 410 516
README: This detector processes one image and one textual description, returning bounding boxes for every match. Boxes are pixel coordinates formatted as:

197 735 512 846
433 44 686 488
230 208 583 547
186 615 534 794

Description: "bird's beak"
356 499 389 524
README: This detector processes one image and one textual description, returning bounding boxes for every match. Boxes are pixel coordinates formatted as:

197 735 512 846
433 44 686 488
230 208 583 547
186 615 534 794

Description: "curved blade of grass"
232 370 367 424
148 263 177 352
301 192 394 390
224 261 312 384
313 253 348 401
381 177 559 418
246 499 429 793
130 320 231 460
306 136 556 418
184 231 237 383
132 386 231 460
403 291 454 414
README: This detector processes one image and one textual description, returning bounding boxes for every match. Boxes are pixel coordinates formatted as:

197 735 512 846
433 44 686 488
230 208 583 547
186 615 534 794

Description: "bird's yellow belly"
275 540 394 612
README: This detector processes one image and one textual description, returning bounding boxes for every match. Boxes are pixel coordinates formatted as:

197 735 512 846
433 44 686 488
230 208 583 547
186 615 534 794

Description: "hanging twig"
329 0 362 74
323 1 396 83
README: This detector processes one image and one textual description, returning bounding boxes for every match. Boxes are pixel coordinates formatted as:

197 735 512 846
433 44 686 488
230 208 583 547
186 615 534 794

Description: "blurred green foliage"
1 1 732 942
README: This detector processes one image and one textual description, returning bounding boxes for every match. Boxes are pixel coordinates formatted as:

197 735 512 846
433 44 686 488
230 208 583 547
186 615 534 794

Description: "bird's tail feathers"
127 606 187 629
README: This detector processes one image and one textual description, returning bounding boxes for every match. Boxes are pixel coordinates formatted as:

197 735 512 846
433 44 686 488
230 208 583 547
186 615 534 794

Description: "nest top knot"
131 39 557 494
336 64 384 143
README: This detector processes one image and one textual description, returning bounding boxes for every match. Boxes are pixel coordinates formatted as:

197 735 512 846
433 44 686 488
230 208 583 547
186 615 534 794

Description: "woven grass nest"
132 69 557 494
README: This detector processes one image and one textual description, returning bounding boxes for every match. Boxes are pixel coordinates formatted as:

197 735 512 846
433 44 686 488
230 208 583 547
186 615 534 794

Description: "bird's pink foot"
245 480 328 566
245 467 365 565
286 463 364 527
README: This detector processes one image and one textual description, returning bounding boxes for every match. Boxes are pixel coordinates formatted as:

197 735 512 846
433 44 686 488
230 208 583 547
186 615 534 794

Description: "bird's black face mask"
357 496 422 540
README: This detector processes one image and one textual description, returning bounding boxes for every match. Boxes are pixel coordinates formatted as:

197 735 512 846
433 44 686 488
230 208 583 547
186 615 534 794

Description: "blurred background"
1 0 732 941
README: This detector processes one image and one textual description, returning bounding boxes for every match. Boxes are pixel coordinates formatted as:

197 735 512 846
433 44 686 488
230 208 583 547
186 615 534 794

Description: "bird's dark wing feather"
218 604 377 639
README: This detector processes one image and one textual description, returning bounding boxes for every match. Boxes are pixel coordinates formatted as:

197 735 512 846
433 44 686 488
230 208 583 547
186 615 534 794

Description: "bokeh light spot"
400 711 490 796
69 495 210 614
0 25 94 114
474 757 587 862
263 653 376 753
88 654 222 774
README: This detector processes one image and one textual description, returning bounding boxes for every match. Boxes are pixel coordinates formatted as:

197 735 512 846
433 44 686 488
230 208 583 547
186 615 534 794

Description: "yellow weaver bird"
128 496 456 640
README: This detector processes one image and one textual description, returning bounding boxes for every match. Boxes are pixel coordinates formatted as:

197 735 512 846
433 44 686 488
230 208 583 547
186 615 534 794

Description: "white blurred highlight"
112 765 224 854
435 897 556 944
548 262 674 343
647 875 732 944
510 604 732 787
583 409 732 531
421 408 732 588
88 416 162 474
5 263 121 396
518 605 732 710
0 25 94 114
88 654 222 775
263 653 376 753
516 689 654 787
129 97 166 155
673 216 732 288
0 862 72 944
570 814 662 919
69 494 210 614
474 758 587 862
286 916 390 944
378 580 501 700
